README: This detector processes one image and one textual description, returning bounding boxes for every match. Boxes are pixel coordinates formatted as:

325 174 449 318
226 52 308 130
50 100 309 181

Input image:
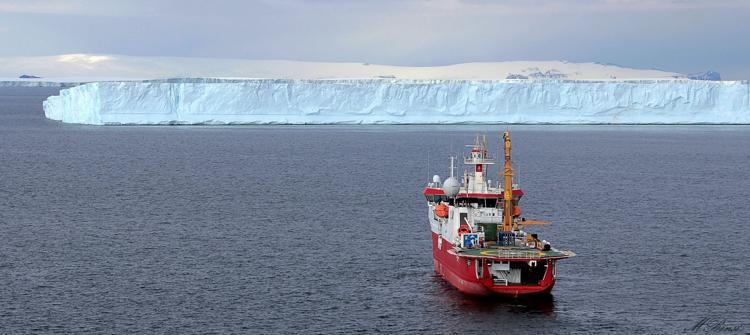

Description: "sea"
1 87 748 334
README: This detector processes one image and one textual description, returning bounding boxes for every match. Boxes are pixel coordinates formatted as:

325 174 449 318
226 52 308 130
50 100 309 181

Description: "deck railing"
492 249 543 258
457 248 544 259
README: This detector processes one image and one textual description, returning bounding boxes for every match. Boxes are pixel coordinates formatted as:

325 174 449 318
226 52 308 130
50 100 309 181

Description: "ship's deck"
455 245 573 260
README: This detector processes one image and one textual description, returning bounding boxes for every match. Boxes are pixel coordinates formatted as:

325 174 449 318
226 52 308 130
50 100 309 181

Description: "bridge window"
425 195 447 203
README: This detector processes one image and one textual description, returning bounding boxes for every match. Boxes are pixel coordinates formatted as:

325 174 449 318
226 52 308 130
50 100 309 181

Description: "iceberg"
43 78 750 125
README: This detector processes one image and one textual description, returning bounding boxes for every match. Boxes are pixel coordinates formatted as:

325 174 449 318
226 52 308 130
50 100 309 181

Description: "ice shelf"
42 78 750 125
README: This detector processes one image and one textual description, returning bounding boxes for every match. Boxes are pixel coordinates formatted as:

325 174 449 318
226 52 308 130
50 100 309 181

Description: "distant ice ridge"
0 80 79 88
43 78 750 125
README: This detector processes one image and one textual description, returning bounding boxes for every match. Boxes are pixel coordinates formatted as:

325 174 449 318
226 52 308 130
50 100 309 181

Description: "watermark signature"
686 317 744 333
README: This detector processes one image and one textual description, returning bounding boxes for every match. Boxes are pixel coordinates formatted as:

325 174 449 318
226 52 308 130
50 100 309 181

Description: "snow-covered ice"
43 78 750 125
0 54 688 81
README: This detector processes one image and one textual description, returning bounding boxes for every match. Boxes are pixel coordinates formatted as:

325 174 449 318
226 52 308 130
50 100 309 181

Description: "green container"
480 224 498 241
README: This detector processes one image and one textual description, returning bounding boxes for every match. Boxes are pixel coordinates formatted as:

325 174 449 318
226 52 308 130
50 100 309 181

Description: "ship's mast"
502 131 514 232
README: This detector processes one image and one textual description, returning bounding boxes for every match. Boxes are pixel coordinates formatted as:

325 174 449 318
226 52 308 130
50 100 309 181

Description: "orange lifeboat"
434 203 449 218
513 206 522 217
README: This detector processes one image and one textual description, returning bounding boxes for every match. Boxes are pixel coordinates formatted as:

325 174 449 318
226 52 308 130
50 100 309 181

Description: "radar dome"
432 175 441 184
442 177 460 197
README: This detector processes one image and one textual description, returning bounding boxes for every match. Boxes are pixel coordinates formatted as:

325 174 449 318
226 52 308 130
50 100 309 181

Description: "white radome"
442 177 460 198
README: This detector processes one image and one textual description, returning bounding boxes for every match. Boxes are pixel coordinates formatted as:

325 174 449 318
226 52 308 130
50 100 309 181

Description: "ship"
424 132 574 297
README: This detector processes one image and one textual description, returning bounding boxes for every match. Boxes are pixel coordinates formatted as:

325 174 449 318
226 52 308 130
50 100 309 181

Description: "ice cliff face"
43 79 750 125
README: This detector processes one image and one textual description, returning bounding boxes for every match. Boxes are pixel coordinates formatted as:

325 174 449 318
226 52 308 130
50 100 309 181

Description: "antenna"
427 150 430 182
516 162 521 188
449 156 455 178
450 141 453 163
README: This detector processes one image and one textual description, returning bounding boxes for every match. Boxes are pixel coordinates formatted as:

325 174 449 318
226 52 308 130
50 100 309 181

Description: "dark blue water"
1 88 748 334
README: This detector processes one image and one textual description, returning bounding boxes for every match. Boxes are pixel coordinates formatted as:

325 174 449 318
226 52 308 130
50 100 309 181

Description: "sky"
0 0 748 79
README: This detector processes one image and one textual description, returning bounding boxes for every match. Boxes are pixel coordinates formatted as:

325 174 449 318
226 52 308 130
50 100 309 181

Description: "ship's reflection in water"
430 275 556 317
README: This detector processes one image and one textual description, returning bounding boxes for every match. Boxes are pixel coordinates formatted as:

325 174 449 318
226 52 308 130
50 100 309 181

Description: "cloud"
56 54 113 64
0 0 748 78
0 0 142 16
0 0 80 14
450 0 750 13
1 0 747 18
256 0 750 12
0 0 72 13
0 26 9 33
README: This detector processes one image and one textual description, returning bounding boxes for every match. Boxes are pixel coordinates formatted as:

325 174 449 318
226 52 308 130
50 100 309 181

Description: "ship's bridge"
424 134 522 206
464 151 495 165
423 186 524 207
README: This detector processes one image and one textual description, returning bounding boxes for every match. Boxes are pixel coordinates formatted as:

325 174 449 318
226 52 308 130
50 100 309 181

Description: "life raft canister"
458 224 471 234
434 203 449 218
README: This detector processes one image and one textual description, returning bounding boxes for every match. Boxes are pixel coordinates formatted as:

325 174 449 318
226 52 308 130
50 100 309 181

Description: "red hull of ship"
432 233 555 297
